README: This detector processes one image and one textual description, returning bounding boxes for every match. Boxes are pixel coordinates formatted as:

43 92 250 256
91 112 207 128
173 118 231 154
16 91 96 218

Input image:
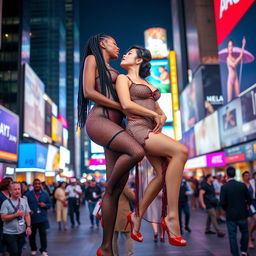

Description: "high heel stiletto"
125 212 144 242
161 218 187 247
96 248 102 256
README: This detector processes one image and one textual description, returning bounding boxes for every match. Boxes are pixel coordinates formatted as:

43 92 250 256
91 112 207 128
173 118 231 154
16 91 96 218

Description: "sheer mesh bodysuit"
85 70 144 254
126 76 161 146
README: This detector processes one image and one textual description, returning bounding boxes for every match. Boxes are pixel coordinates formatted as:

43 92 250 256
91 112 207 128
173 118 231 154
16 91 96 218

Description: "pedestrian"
113 184 135 256
190 176 200 209
220 167 251 256
65 178 82 228
85 178 102 228
0 181 31 256
213 174 226 223
249 172 256 244
199 174 225 237
242 171 256 249
178 176 193 234
0 177 13 256
25 179 51 256
54 182 68 231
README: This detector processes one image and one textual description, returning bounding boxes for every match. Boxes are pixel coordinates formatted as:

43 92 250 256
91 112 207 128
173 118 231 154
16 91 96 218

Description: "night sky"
79 0 173 71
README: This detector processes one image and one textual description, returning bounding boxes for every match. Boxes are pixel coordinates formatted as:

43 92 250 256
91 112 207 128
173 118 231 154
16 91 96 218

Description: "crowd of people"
1 167 256 256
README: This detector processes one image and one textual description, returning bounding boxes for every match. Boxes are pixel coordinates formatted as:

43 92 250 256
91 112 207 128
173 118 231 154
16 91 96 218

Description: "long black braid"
77 33 119 128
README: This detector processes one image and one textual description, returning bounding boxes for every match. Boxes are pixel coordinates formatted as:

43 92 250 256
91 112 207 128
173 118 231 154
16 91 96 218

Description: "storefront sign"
206 152 226 167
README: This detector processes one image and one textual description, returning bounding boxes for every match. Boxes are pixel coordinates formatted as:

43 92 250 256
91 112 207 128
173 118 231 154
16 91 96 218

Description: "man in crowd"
65 178 82 228
199 174 225 238
178 176 193 234
84 178 102 228
220 167 251 256
0 181 31 256
26 179 51 256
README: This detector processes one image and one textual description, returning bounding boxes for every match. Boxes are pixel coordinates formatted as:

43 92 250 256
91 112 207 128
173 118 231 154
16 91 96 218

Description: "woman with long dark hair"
77 34 147 256
116 46 188 247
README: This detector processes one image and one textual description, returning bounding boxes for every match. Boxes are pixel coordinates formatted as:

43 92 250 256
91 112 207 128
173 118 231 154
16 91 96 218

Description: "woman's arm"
83 55 121 110
155 102 167 128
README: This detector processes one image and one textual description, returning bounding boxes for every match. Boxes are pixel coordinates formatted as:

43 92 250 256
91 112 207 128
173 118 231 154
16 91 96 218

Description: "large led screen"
180 127 196 159
240 85 256 141
195 111 221 155
24 64 45 142
214 1 256 104
0 105 19 161
147 59 170 93
218 97 243 147
157 93 173 123
179 80 204 132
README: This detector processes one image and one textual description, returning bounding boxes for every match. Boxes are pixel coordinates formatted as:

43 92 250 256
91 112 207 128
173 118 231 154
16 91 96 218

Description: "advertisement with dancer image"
214 1 256 104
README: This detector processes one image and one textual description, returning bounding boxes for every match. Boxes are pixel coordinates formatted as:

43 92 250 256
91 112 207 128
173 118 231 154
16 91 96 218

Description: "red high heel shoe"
96 248 102 256
125 212 144 242
161 218 187 247
95 201 102 221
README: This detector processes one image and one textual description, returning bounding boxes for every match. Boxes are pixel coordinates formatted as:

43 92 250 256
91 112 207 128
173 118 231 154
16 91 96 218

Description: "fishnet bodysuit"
126 76 161 146
85 70 144 254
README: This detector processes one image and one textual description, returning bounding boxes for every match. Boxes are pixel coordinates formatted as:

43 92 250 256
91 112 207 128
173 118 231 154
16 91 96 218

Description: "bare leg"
144 133 188 237
227 79 233 103
132 155 163 236
234 77 240 98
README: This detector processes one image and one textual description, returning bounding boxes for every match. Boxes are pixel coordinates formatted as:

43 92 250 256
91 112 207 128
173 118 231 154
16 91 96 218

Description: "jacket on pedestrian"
220 179 251 221
114 184 135 232
179 180 193 204
25 190 51 224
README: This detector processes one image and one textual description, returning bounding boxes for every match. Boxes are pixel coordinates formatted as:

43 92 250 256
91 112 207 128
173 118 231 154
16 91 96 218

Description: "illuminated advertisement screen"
59 146 70 169
218 97 243 147
162 125 174 139
179 80 204 132
24 64 45 142
195 111 221 155
44 98 52 139
240 85 256 141
0 105 19 161
147 59 170 93
180 127 196 159
144 28 168 59
157 93 173 122
46 145 59 171
214 1 256 104
194 65 224 116
51 116 58 142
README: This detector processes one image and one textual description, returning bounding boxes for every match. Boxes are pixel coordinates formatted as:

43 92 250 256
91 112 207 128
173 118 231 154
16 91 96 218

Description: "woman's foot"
131 212 143 239
163 217 187 246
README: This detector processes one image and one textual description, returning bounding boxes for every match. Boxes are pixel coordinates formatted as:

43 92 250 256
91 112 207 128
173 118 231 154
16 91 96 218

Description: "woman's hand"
160 114 167 128
153 114 162 133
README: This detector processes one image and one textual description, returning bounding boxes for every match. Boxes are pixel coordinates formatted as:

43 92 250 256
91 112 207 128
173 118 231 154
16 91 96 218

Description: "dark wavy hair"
127 45 152 78
77 33 119 128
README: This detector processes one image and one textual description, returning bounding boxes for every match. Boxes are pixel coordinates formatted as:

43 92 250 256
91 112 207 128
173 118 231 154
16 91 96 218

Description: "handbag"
63 201 68 207
209 196 219 207
92 200 102 220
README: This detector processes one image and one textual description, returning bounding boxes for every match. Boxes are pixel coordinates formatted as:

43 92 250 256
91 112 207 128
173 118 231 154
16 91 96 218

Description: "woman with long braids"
77 35 149 256
116 46 188 247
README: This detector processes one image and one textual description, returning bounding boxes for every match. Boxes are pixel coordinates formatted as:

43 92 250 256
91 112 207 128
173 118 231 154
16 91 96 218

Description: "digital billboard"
44 95 52 141
18 143 48 169
144 28 168 59
218 97 243 147
195 111 221 155
24 64 45 142
157 93 173 123
0 105 19 162
240 85 256 141
147 59 170 93
46 145 59 171
214 1 256 103
179 80 204 132
180 127 196 159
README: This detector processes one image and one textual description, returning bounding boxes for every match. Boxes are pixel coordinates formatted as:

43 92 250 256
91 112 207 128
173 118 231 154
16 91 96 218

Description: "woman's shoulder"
85 55 97 66
116 74 129 83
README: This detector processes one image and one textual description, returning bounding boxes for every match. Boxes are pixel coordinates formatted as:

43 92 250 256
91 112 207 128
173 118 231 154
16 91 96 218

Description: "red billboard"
214 0 254 46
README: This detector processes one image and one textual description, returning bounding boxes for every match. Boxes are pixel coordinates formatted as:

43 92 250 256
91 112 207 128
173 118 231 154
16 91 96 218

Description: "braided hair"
77 33 119 128
127 45 152 78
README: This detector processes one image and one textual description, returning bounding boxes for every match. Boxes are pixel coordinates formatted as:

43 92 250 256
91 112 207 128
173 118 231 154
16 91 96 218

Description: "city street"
22 206 256 256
